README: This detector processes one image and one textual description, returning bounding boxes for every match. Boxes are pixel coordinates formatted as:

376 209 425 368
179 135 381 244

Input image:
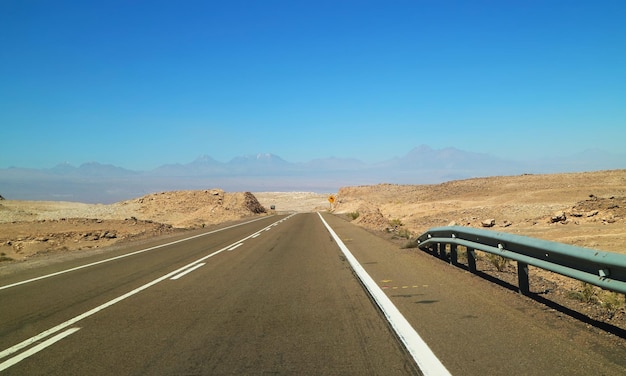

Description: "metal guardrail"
416 226 626 295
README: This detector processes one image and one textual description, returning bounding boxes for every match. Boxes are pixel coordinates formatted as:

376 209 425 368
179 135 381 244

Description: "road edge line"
317 212 452 376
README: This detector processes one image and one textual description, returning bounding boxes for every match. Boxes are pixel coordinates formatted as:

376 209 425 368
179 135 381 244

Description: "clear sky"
2 0 625 170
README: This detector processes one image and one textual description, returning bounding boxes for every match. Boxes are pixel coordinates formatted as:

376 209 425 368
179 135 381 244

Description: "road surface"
1 213 625 375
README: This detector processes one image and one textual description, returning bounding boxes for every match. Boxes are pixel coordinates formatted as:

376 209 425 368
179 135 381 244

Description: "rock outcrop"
126 189 267 228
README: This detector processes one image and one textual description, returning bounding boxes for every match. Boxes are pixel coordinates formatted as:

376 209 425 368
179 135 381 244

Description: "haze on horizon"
2 1 625 172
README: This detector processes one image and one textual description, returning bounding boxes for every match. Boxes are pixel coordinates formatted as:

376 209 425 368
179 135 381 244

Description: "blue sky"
2 0 625 171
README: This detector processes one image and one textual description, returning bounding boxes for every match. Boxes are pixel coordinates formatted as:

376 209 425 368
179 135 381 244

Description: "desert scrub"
567 282 598 304
567 283 624 318
599 290 625 318
397 227 413 239
486 253 510 272
388 218 404 228
347 212 360 220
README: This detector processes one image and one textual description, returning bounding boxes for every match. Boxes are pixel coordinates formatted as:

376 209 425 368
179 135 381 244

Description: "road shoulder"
321 212 626 376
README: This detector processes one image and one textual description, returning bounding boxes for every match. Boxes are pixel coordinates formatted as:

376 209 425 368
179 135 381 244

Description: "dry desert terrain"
333 169 626 253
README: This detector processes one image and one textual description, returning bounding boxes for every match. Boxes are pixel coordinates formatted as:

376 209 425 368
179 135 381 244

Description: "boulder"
500 220 512 227
481 219 496 227
243 192 266 214
550 211 567 223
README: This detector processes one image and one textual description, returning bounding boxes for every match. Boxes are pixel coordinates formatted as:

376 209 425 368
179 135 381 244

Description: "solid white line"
317 213 451 376
170 263 206 280
0 327 81 371
0 214 298 362
228 243 243 251
0 216 270 291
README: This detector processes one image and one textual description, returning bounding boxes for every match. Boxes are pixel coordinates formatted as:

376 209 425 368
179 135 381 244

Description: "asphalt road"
0 214 419 375
2 213 626 375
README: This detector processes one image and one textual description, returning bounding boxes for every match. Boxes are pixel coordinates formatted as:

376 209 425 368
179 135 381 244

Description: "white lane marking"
0 246 232 361
228 243 244 251
317 213 451 376
0 327 81 371
0 216 271 291
0 214 298 366
252 233 261 238
170 263 206 280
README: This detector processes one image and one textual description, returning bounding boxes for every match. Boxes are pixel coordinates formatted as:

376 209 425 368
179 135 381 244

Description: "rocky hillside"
124 189 266 228
332 170 626 253
0 189 267 262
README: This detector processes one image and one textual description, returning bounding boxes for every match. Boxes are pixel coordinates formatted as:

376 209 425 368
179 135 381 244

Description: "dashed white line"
228 243 244 251
170 263 206 280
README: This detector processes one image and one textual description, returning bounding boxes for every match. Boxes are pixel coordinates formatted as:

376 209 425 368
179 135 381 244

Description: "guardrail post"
438 243 447 260
450 244 458 265
518 261 530 295
467 247 477 273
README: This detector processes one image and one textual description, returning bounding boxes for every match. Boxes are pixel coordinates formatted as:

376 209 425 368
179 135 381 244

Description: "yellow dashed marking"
380 279 423 290
381 284 422 290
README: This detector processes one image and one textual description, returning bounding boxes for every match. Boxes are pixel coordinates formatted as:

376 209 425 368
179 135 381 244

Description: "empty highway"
1 213 625 375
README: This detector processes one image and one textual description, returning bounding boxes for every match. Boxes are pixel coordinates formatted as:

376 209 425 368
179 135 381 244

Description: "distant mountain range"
1 145 624 203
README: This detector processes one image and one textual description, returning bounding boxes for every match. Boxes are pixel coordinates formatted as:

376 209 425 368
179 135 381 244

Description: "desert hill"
124 189 266 228
332 169 626 253
0 190 269 262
